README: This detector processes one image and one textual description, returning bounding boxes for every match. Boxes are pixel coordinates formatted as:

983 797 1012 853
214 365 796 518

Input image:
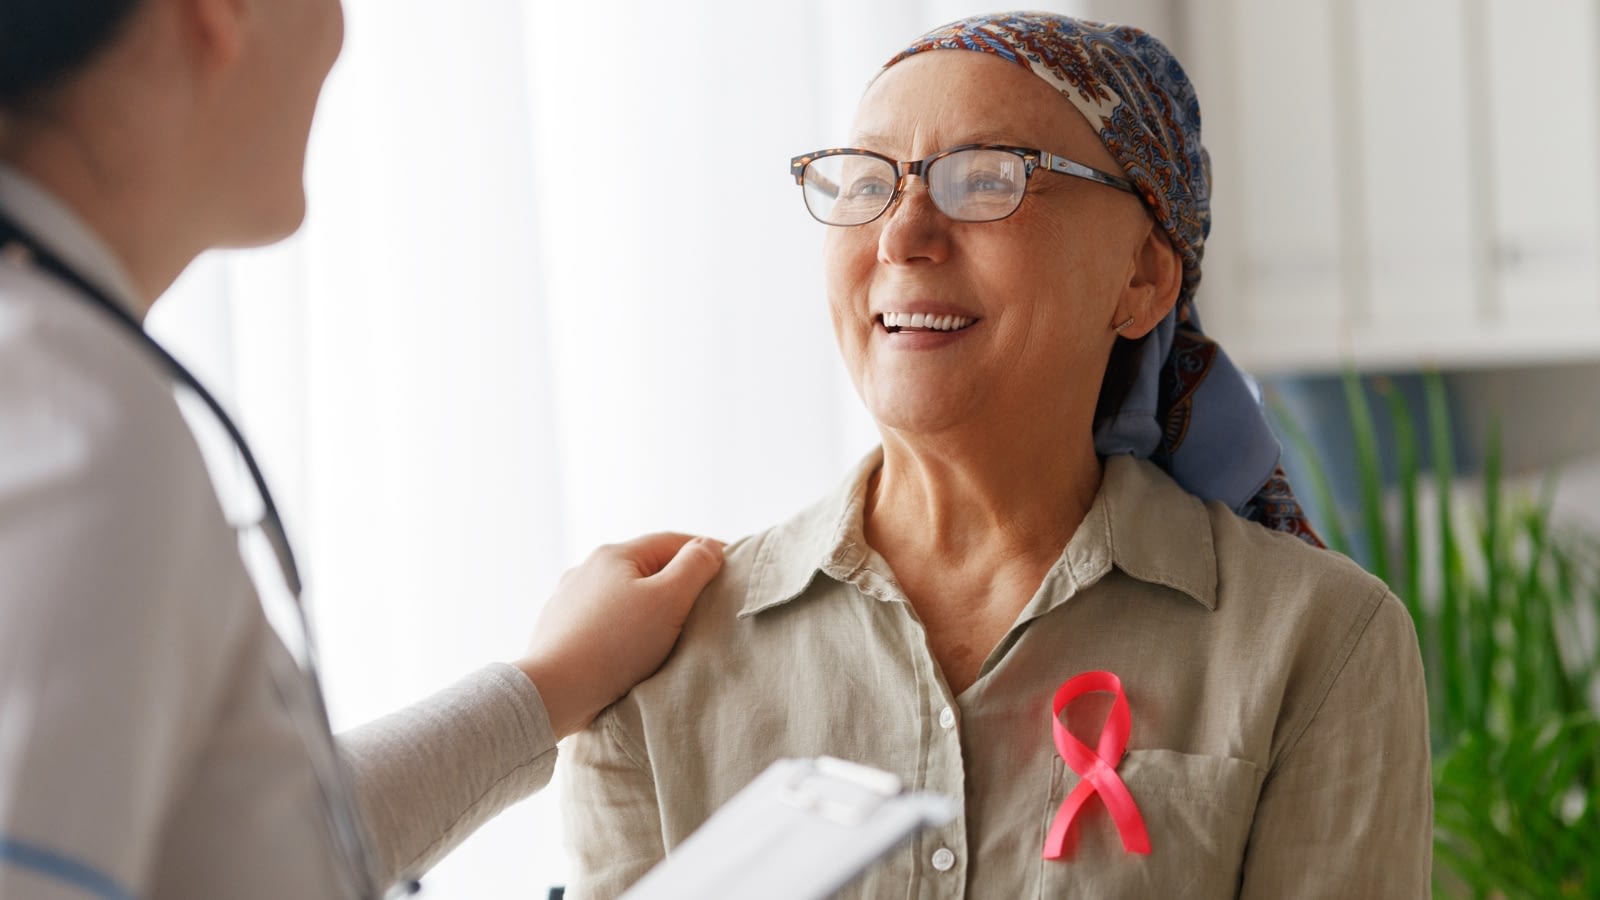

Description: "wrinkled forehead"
850 50 1110 163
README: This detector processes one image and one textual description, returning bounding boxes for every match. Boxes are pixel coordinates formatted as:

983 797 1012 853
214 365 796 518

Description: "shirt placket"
850 559 973 900
916 682 970 899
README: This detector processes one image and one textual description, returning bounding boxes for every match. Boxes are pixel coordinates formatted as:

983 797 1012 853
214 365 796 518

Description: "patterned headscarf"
886 12 1321 545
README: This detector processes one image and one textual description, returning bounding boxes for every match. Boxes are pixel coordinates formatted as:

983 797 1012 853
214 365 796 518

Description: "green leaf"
1424 370 1470 736
1268 393 1352 556
1385 384 1426 638
1343 371 1389 585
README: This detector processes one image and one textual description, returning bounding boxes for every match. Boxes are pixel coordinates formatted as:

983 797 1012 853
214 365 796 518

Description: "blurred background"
145 0 1599 894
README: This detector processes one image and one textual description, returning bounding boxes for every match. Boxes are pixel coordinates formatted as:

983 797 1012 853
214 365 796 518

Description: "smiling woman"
562 11 1433 900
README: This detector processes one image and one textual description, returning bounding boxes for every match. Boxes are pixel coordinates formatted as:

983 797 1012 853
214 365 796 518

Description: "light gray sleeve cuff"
339 662 558 886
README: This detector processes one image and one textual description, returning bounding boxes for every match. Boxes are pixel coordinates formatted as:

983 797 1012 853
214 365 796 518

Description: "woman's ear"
1112 224 1183 338
179 0 248 75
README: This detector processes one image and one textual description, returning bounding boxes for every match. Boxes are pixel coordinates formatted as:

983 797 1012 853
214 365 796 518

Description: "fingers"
609 531 699 576
646 536 725 599
611 531 726 578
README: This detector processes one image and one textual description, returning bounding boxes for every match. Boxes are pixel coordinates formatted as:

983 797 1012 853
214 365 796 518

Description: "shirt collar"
0 164 145 317
740 449 885 617
738 451 1218 618
1095 453 1219 610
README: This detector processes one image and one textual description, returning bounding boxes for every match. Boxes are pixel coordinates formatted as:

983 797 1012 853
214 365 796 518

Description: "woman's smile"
877 311 978 333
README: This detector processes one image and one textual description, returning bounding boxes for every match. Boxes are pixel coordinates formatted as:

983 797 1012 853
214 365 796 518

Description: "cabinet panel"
1485 0 1600 321
1356 0 1476 332
1231 0 1346 341
1187 0 1600 373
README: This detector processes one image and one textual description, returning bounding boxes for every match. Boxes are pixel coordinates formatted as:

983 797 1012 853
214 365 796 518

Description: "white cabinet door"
1180 0 1600 374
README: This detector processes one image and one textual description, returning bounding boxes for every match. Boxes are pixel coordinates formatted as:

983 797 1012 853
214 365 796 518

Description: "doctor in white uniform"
0 0 724 897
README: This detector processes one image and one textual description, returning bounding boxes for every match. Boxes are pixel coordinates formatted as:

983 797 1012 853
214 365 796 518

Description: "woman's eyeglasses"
789 144 1134 227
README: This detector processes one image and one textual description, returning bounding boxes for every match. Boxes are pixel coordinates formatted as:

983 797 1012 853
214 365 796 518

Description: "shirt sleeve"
560 702 667 900
1238 590 1434 899
339 662 558 886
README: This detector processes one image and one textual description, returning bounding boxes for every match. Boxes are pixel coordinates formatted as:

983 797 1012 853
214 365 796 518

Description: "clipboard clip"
776 756 906 828
618 755 955 900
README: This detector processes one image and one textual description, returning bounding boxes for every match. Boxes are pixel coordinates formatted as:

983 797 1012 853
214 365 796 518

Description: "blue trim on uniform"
0 837 134 900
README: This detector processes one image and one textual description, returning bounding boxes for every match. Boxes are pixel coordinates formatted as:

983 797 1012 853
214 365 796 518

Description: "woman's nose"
877 177 951 266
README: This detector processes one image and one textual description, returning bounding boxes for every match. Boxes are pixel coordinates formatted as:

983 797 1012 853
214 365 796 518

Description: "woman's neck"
862 420 1104 696
865 421 1103 573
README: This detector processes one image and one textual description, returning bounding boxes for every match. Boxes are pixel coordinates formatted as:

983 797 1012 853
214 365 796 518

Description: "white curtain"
147 0 1095 894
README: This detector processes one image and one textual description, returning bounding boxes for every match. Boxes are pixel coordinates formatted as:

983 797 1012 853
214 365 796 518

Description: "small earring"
1113 316 1135 333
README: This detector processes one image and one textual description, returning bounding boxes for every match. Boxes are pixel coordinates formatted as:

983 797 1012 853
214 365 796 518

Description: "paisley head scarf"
885 11 1322 545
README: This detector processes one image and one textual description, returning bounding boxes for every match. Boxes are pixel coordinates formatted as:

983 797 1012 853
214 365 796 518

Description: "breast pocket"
1038 749 1264 899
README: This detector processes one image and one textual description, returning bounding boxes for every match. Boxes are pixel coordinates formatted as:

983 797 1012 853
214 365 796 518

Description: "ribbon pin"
1043 670 1151 860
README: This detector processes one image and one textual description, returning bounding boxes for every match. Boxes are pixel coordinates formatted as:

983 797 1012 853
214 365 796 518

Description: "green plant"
1274 371 1600 898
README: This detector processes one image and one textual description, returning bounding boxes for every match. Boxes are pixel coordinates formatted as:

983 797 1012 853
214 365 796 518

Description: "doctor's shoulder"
0 270 244 619
1 271 193 477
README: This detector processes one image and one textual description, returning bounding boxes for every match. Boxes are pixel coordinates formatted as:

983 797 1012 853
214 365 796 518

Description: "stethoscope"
0 210 408 899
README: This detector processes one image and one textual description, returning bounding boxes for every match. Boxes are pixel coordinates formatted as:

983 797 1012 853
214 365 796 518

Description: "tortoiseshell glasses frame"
789 143 1135 226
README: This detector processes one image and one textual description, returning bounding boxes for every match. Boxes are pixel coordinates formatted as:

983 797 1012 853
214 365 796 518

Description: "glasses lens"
928 148 1028 222
804 154 897 225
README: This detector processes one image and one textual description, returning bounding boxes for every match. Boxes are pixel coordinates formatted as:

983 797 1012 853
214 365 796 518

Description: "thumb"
646 536 725 600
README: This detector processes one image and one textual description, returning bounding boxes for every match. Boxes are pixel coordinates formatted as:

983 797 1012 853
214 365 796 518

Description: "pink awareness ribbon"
1043 670 1151 860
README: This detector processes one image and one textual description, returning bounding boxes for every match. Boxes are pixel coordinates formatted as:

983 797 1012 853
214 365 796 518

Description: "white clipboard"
619 756 957 900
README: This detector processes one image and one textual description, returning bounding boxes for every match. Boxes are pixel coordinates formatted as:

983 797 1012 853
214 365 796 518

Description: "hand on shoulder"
515 532 724 738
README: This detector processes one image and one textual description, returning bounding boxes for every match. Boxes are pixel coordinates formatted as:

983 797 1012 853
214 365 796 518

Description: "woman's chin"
218 185 309 249
864 397 979 440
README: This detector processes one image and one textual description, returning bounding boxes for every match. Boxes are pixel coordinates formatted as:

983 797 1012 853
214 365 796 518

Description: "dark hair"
0 0 145 108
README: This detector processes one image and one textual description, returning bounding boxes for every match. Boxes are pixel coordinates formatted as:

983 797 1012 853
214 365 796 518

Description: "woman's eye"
966 172 1016 194
845 176 894 197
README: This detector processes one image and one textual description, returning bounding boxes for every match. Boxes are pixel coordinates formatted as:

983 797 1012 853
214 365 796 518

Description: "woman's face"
824 50 1155 442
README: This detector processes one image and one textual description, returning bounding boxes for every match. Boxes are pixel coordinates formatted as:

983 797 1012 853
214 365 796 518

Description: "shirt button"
938 706 956 730
931 847 956 871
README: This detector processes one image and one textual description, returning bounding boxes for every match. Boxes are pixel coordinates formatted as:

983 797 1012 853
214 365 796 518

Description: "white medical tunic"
0 168 557 899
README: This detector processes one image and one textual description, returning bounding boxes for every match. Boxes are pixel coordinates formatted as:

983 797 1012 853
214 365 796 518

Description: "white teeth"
880 312 976 332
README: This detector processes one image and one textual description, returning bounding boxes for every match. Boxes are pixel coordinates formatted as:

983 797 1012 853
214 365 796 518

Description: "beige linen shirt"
564 451 1432 899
